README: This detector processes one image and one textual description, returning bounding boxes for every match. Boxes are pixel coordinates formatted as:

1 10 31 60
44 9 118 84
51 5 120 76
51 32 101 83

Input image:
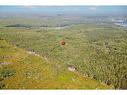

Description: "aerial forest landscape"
0 6 127 89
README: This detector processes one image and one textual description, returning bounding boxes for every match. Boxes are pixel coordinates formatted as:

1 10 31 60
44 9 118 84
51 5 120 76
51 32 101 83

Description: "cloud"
89 7 97 11
22 5 37 9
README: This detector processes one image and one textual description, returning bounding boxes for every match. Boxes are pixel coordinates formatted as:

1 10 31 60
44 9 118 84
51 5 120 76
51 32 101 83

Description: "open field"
0 6 127 89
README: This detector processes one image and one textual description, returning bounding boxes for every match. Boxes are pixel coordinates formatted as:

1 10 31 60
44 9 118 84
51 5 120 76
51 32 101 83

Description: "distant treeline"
5 24 70 28
5 23 86 28
5 24 32 28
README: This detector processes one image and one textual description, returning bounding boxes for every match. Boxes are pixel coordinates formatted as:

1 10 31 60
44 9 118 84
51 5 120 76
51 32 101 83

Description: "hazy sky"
0 6 127 16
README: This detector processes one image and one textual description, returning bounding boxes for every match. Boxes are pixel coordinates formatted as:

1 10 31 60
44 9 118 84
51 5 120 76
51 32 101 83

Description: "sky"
0 0 127 16
0 6 127 16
